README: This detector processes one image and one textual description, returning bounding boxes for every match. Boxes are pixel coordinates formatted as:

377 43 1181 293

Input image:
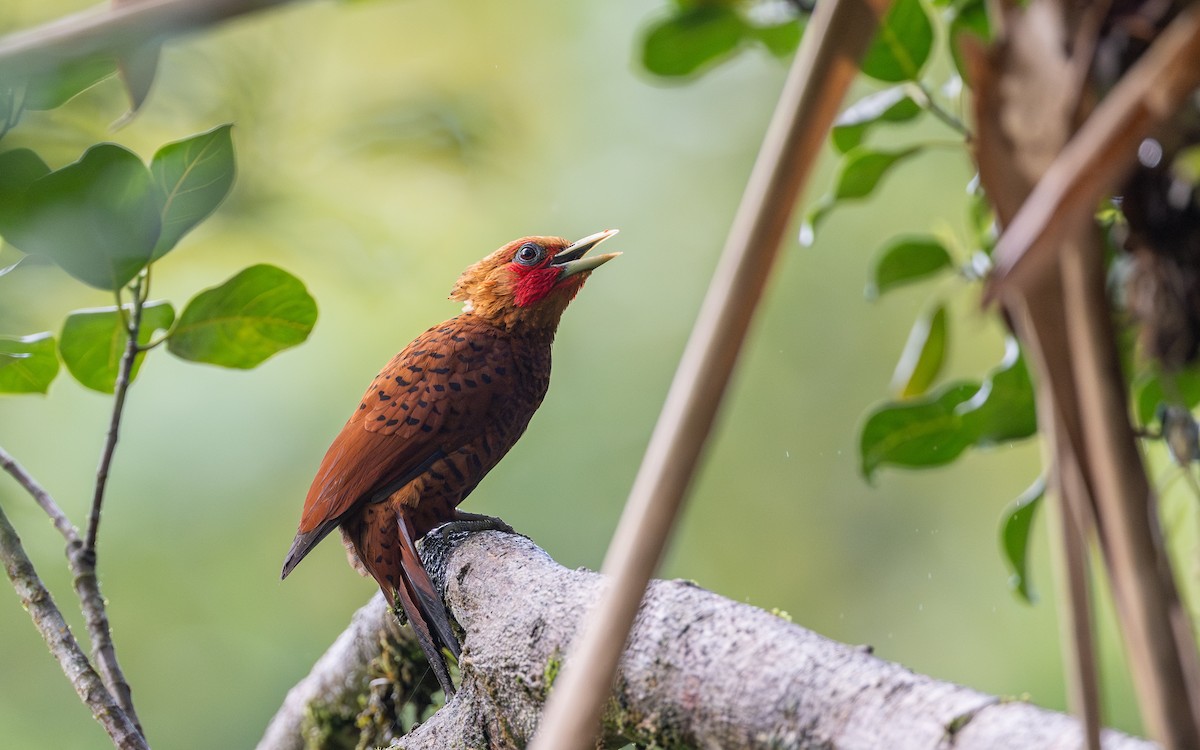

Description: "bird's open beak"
553 229 620 278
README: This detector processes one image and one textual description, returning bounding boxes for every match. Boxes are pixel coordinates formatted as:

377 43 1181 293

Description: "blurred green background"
0 0 1155 746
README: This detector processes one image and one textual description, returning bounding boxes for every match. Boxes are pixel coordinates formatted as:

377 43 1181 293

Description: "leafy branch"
0 62 317 746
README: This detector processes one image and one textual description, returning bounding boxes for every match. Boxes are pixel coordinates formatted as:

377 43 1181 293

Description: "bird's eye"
514 242 545 267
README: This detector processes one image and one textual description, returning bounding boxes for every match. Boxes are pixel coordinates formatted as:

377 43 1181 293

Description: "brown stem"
86 279 143 554
78 278 147 734
0 503 147 750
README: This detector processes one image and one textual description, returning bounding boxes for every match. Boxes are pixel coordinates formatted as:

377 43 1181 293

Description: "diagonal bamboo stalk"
977 5 1200 745
528 1 892 746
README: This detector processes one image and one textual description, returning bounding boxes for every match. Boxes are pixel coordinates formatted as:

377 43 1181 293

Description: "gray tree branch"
0 502 146 750
260 531 1158 750
0 0 302 81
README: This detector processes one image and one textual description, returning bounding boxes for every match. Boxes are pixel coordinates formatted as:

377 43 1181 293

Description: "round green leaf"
832 87 922 154
168 264 317 369
0 333 59 394
1000 475 1045 603
5 144 160 290
641 6 746 78
59 301 175 394
891 304 947 399
860 381 980 480
861 0 934 82
867 235 954 298
150 124 236 260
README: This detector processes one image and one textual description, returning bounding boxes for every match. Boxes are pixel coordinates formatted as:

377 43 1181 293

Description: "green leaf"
1133 367 1200 427
892 305 947 398
0 148 51 232
115 42 162 117
59 301 175 394
150 124 236 260
867 235 954 298
948 0 991 82
861 340 1037 480
958 338 1038 445
747 19 803 57
3 144 160 290
967 183 996 255
1000 475 1045 603
861 0 934 82
801 146 921 244
860 381 980 479
641 6 746 78
168 264 317 368
0 333 59 394
23 57 118 111
832 87 922 153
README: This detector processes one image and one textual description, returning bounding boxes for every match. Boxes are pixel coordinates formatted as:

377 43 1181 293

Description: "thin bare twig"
528 1 891 746
86 276 144 554
0 503 147 750
913 81 972 140
0 445 79 543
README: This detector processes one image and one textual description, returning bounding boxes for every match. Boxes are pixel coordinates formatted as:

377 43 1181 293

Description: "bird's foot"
434 511 515 537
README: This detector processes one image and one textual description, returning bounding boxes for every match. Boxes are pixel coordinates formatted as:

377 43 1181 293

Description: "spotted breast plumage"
281 230 619 695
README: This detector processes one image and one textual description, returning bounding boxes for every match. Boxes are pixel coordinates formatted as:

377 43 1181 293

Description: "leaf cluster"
637 0 1062 600
0 122 318 393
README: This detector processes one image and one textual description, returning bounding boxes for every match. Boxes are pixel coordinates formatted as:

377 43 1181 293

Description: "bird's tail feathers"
280 518 340 580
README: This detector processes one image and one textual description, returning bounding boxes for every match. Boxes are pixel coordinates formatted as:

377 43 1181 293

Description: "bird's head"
450 229 620 330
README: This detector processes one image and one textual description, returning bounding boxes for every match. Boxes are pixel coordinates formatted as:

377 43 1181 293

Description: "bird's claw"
430 513 516 540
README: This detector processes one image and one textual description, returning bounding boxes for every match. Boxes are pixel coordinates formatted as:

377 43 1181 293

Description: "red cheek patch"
514 268 561 307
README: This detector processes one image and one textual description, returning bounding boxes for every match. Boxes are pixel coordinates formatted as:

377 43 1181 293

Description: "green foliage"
1133 367 1200 427
944 0 991 80
22 57 118 111
891 304 946 398
640 1 802 80
867 235 954 298
635 0 1035 597
0 334 58 394
860 381 980 479
832 86 923 154
861 339 1037 479
860 0 934 82
0 148 50 232
802 146 922 242
2 143 160 290
59 302 175 394
0 127 236 290
963 341 1037 445
150 124 236 260
168 265 318 369
1000 476 1045 603
0 125 314 398
642 6 745 78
